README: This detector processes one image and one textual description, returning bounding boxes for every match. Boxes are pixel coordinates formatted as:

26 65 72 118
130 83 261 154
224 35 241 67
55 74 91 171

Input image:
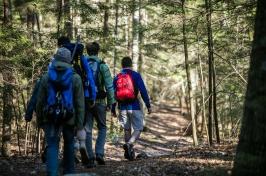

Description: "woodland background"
0 0 260 175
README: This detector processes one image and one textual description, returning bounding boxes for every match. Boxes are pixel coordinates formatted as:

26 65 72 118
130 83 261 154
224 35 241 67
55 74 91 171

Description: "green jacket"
88 55 116 106
36 61 85 130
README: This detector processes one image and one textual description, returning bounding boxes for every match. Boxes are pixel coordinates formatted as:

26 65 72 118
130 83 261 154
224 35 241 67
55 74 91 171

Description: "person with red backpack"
112 56 151 161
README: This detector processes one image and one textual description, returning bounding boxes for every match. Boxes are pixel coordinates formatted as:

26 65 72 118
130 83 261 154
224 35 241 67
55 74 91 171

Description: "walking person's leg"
95 103 107 165
118 109 134 160
62 125 75 175
43 124 60 176
126 110 144 160
85 107 96 168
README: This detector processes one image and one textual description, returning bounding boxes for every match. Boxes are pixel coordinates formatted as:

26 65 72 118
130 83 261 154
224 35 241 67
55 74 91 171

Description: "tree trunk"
57 0 63 37
132 0 140 71
73 0 81 38
64 0 73 39
233 1 266 175
113 0 119 75
103 0 110 39
3 0 11 26
1 61 14 157
205 0 214 146
213 63 220 143
181 0 198 146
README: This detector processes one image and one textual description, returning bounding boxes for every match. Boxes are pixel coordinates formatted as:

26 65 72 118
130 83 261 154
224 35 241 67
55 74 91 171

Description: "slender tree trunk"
3 0 11 26
181 0 198 146
57 0 63 37
1 61 14 157
213 63 220 143
103 0 110 39
73 0 81 38
64 0 73 39
205 0 214 146
113 0 119 75
233 1 266 174
132 0 140 71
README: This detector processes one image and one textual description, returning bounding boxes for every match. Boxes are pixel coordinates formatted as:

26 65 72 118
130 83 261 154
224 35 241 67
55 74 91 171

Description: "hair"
121 56 132 68
57 36 70 47
86 42 100 55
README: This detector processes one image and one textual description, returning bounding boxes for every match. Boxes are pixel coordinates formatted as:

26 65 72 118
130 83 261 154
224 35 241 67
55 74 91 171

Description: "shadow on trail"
131 103 192 157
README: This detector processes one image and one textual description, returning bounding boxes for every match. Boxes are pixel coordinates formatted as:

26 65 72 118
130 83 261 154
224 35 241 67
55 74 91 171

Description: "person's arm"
73 74 85 130
25 79 41 122
36 75 48 125
100 64 116 106
135 73 151 110
111 78 117 117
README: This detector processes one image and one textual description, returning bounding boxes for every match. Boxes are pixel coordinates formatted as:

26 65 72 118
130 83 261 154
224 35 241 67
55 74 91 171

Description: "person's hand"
24 114 32 122
76 129 86 141
89 100 96 108
106 105 111 112
111 109 117 117
147 108 152 114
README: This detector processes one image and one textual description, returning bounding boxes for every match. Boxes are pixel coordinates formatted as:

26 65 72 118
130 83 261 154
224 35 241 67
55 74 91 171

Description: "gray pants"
119 110 144 144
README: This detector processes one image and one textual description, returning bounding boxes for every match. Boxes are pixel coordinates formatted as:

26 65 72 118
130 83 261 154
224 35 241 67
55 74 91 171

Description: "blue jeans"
43 123 75 176
85 103 107 159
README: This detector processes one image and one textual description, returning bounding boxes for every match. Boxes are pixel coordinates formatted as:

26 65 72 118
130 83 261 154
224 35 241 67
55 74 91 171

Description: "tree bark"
213 62 220 143
3 0 11 26
132 0 140 71
205 0 214 146
103 0 110 39
1 61 14 157
181 0 198 146
233 0 266 175
113 0 119 75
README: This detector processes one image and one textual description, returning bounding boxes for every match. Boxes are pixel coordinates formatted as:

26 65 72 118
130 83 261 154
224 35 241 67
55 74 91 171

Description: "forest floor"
0 101 236 176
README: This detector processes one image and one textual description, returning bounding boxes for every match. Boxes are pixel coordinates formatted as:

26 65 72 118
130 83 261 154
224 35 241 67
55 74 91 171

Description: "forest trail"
75 102 234 176
0 102 235 176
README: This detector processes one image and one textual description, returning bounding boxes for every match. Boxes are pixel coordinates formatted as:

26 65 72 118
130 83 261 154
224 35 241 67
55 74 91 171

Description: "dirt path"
0 102 235 176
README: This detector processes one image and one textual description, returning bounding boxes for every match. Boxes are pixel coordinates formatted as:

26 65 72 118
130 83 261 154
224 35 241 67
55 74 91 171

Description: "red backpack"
115 71 136 102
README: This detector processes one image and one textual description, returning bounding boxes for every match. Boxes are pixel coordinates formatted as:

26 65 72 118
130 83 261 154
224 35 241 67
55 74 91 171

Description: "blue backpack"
87 58 107 99
45 65 74 124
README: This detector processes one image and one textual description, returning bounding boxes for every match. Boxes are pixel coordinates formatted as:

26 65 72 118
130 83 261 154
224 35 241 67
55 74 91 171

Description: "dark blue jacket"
25 78 41 121
113 68 151 110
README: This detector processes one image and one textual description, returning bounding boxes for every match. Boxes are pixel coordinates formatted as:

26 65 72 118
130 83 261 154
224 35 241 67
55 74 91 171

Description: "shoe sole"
123 144 130 160
96 157 105 165
80 148 90 165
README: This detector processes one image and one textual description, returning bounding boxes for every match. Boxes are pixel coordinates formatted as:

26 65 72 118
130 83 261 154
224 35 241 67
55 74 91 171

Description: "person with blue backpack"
83 41 116 168
36 47 85 176
60 36 97 165
112 56 151 161
24 36 95 165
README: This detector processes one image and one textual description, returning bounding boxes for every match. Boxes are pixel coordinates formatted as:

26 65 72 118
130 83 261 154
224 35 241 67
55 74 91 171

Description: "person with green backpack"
83 41 116 168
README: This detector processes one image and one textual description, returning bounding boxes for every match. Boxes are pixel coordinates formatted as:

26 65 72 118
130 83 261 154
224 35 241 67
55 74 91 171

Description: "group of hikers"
24 36 151 176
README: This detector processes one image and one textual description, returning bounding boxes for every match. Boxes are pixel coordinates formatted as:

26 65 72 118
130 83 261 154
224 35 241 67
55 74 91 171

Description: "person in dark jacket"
36 47 84 176
112 56 151 161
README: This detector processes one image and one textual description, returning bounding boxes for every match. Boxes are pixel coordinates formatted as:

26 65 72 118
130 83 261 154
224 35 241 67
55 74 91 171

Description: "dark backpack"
45 66 74 124
87 58 107 99
115 71 137 102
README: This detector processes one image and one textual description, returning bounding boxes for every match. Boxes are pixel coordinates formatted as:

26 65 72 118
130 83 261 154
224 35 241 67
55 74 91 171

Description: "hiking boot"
86 158 96 168
123 143 135 161
96 154 105 165
80 147 90 165
75 156 80 164
123 143 129 159
41 146 47 163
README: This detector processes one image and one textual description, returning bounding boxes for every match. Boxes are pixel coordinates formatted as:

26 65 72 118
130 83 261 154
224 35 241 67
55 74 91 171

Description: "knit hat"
54 47 72 64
